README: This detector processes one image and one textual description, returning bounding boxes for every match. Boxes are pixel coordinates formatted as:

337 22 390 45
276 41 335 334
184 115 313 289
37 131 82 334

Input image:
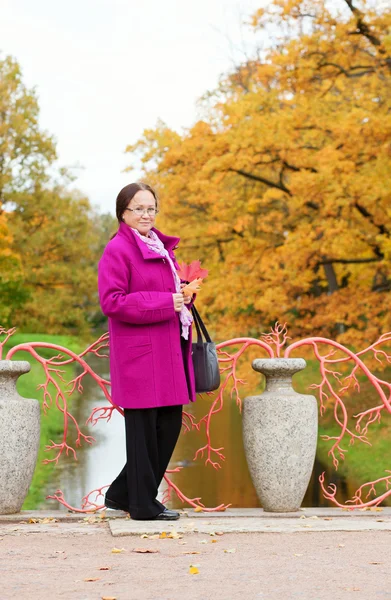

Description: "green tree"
0 212 26 323
7 187 105 336
0 54 117 335
0 55 56 205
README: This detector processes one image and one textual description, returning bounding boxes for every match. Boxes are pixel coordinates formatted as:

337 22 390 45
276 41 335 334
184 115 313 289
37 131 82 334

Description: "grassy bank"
3 333 85 509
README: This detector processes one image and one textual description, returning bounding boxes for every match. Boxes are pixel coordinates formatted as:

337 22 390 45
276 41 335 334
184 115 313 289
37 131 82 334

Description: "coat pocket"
119 336 152 361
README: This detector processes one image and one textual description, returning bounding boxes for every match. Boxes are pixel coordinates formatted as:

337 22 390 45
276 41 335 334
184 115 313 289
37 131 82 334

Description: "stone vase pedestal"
242 358 317 512
0 360 40 514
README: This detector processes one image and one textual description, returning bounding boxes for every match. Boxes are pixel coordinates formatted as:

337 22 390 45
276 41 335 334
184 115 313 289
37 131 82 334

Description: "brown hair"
111 182 159 239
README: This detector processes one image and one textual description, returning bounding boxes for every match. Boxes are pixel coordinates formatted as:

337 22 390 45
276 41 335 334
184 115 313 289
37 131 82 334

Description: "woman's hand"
180 283 192 305
173 293 185 312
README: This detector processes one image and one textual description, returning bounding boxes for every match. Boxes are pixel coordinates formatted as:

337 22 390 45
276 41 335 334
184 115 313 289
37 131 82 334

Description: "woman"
98 182 196 520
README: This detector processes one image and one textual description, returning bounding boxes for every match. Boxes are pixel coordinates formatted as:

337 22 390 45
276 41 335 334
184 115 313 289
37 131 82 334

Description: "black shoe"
152 508 180 521
133 508 180 521
104 497 129 512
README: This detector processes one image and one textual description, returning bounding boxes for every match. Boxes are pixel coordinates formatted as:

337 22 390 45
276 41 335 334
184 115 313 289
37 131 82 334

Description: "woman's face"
122 190 157 236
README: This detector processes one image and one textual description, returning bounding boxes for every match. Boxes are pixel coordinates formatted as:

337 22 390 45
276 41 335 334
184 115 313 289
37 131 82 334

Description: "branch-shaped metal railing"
1 322 390 511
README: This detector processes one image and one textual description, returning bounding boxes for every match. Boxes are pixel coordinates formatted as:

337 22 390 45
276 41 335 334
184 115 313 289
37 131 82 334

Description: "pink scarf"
132 228 193 339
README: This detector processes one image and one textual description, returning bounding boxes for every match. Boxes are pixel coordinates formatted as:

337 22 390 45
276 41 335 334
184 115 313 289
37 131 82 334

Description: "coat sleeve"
98 246 176 324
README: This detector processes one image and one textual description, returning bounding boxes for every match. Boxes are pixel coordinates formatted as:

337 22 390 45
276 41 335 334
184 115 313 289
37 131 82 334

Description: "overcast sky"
1 0 265 214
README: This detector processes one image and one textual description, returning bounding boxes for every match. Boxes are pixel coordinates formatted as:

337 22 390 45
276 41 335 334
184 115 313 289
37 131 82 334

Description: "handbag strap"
191 305 212 345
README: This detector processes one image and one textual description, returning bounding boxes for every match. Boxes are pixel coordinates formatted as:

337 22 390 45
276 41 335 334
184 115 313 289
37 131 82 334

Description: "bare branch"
228 168 291 195
318 257 381 266
344 0 391 71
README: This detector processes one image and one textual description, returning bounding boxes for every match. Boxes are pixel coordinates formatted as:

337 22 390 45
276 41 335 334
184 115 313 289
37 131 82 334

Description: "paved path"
1 509 390 599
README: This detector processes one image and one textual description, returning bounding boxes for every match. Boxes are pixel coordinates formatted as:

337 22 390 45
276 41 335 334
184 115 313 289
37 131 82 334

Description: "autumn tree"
0 55 115 334
0 213 25 323
6 187 103 335
126 0 391 345
0 55 56 204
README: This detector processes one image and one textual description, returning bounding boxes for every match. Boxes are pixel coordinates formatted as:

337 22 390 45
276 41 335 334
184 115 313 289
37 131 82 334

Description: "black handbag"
191 305 221 393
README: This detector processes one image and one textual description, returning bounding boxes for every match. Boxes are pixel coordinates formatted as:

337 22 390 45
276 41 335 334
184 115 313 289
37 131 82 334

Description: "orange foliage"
182 278 203 297
126 0 391 345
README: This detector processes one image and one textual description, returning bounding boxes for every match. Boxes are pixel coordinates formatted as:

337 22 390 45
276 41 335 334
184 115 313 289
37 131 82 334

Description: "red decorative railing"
1 323 390 512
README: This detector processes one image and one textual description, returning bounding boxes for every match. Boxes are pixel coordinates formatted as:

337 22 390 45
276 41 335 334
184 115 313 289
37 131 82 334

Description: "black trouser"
105 405 183 519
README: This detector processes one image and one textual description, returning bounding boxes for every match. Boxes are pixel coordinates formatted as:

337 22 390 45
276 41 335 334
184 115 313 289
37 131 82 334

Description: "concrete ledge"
109 517 391 536
0 509 122 523
106 507 391 536
2 508 390 534
176 507 391 519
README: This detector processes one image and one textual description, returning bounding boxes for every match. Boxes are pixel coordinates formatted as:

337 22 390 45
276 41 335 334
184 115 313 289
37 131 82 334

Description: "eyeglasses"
125 207 158 217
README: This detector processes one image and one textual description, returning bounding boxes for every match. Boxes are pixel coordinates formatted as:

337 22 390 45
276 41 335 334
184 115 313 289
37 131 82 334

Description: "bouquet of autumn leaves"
177 260 208 296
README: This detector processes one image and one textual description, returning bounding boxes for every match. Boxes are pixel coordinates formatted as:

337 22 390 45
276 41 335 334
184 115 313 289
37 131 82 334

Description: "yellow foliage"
126 0 391 346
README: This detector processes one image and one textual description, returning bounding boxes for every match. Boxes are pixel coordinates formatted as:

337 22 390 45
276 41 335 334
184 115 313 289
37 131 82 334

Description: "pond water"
41 356 365 511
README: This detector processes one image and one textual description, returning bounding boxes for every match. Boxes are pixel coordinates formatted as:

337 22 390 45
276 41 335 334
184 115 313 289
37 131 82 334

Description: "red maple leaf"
177 260 208 282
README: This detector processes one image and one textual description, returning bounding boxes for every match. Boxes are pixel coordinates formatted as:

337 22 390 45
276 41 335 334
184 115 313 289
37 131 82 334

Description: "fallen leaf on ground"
338 544 345 548
344 588 360 592
140 534 149 539
84 577 101 582
299 515 306 520
309 515 318 519
159 532 167 539
194 506 203 513
178 541 187 545
215 532 224 536
98 567 111 570
183 551 201 555
189 565 200 575
210 539 217 543
293 554 303 557
82 516 105 524
167 531 182 539
370 507 383 512
111 548 125 554
132 548 159 554
323 518 333 521
28 518 58 525
102 596 117 600
376 519 385 522
199 540 208 544
369 562 382 565
224 548 236 553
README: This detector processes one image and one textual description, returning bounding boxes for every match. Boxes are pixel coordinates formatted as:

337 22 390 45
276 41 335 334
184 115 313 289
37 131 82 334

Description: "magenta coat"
98 222 196 409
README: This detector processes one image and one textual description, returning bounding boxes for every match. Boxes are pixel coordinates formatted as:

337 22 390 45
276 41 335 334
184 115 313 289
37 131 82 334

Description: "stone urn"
242 358 317 512
0 361 40 514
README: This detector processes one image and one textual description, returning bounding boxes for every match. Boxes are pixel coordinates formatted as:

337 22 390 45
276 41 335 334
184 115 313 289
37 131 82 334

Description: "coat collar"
117 222 180 261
